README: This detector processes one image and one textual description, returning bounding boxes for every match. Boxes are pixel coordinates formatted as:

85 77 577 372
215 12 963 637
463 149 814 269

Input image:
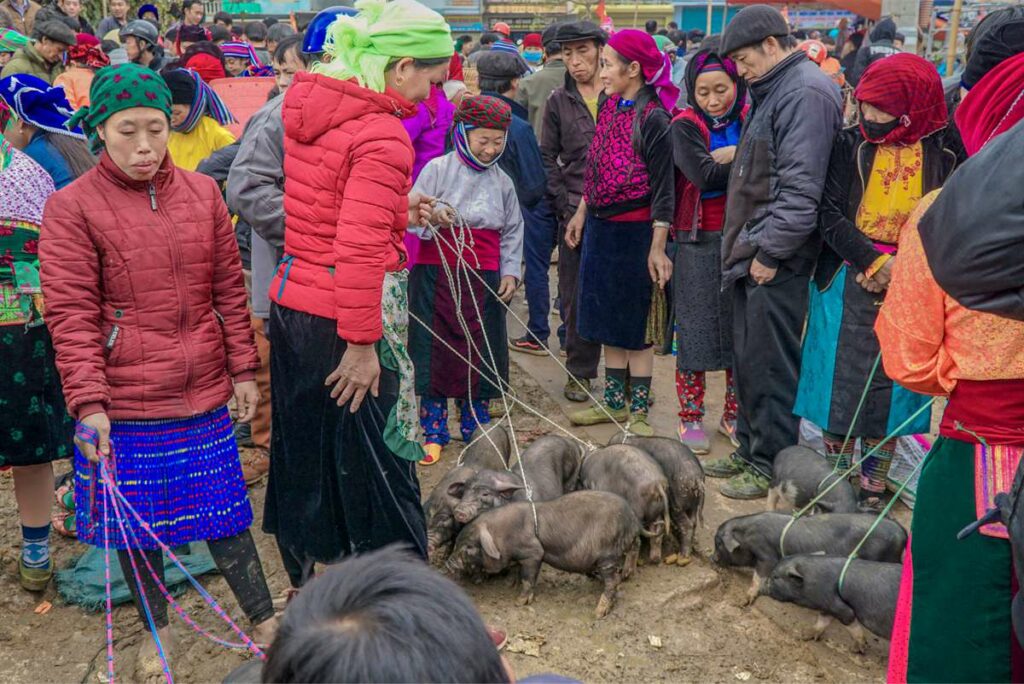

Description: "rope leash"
825 352 883 486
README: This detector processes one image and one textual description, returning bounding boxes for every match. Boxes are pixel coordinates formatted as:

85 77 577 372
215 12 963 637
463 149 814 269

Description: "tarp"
726 0 881 21
209 77 276 138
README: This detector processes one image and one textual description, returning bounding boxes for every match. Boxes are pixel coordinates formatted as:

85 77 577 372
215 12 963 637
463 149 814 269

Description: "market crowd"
0 0 1022 681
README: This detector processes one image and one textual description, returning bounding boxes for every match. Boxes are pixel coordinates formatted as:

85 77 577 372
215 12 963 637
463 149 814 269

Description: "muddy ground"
0 288 892 683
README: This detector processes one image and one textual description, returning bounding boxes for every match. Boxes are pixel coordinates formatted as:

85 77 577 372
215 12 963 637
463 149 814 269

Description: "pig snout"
453 502 478 524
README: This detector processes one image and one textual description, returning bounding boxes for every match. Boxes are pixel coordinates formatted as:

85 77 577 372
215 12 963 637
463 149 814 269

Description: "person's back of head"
209 24 229 43
479 31 500 47
645 19 658 34
245 21 267 44
262 546 509 684
213 11 232 26
966 5 1024 62
267 22 295 45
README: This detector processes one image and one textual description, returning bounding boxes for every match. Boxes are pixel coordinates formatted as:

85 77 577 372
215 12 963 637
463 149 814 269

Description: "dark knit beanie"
721 4 790 55
962 18 1024 90
162 68 197 105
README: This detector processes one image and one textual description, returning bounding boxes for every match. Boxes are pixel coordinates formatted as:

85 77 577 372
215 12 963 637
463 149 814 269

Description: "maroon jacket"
40 152 258 421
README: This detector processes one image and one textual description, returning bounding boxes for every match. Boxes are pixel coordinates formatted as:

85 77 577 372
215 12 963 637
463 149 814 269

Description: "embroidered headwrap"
67 33 110 70
0 74 85 139
163 68 236 133
451 95 511 172
220 41 274 76
606 28 680 112
684 49 745 129
66 63 172 150
854 53 948 146
313 0 453 94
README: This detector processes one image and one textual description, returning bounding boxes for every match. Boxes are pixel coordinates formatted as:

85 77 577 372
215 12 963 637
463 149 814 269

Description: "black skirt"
264 304 427 565
672 230 733 371
0 322 74 467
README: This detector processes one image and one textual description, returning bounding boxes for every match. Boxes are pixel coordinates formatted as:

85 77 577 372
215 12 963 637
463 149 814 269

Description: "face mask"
522 48 543 65
860 117 900 142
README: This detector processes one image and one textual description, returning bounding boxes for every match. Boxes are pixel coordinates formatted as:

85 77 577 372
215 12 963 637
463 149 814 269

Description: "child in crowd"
163 68 237 171
566 29 676 437
408 95 524 465
53 33 109 109
221 41 274 77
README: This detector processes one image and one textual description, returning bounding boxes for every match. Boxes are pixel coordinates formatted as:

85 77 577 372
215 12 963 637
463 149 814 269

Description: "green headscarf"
313 0 454 93
67 63 172 151
0 28 29 53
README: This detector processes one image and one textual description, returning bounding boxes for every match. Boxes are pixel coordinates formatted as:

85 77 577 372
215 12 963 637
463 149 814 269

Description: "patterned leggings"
675 369 737 423
822 430 895 497
420 397 491 446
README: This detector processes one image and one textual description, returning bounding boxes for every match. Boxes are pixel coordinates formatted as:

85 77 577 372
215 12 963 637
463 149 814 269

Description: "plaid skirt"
74 407 253 550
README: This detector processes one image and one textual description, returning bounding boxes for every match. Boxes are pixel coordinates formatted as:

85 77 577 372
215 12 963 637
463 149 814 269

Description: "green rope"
833 352 883 475
779 397 937 557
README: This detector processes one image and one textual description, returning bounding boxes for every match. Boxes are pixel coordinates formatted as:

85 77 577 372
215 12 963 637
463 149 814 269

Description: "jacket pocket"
103 322 142 367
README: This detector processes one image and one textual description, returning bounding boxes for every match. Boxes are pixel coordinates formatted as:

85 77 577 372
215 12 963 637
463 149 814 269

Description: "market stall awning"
725 0 881 21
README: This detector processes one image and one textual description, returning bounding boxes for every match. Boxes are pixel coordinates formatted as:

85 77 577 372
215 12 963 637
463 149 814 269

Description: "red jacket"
39 152 258 421
271 72 415 344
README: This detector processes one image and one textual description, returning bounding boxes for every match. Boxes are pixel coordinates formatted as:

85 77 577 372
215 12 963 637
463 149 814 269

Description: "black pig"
768 446 857 514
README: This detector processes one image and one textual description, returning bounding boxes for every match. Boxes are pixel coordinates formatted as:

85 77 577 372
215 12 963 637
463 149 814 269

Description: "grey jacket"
722 52 842 284
515 59 566 139
226 94 286 319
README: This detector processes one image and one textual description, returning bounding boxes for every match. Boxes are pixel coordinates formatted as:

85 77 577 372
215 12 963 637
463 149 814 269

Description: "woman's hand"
872 258 894 289
75 412 111 463
855 271 885 293
648 247 673 288
431 204 456 228
711 145 737 165
408 191 436 227
565 205 586 249
325 343 380 413
233 380 260 424
497 276 518 303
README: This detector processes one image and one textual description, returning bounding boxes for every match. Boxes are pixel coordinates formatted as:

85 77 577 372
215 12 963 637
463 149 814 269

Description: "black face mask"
861 118 900 142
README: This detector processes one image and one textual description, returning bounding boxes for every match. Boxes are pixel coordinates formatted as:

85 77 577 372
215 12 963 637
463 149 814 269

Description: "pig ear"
724 530 741 554
447 481 467 498
479 524 501 560
786 565 804 585
494 473 524 500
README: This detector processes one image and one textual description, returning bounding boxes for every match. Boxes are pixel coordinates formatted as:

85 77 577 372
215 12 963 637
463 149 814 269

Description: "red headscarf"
955 51 1024 156
607 29 680 112
183 52 226 83
67 42 110 69
854 53 947 146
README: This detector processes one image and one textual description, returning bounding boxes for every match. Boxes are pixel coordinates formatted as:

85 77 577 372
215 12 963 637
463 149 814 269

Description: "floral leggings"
675 369 737 423
420 397 491 446
822 430 895 497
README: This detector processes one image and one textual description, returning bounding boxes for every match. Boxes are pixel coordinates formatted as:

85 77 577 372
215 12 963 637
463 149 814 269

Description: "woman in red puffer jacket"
264 0 453 588
39 64 276 678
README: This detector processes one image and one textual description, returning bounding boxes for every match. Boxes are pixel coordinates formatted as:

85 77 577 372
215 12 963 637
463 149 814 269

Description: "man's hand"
75 412 111 463
325 343 381 413
233 380 260 423
648 247 672 288
497 275 518 303
750 258 777 285
565 205 586 249
407 191 436 227
711 145 737 165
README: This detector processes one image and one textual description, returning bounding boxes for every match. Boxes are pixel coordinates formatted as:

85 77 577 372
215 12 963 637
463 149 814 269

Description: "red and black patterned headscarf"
454 95 511 131
854 53 948 146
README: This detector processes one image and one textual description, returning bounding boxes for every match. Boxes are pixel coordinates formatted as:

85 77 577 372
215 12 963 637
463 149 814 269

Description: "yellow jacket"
167 116 236 172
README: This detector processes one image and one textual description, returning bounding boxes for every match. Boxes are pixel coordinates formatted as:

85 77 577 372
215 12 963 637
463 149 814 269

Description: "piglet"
607 434 705 562
451 435 584 524
460 423 514 470
768 446 857 514
581 444 671 563
764 555 902 652
445 490 646 618
425 465 478 562
713 512 906 605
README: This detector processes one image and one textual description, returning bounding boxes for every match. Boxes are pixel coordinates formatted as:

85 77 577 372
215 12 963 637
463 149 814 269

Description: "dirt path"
0 288 890 683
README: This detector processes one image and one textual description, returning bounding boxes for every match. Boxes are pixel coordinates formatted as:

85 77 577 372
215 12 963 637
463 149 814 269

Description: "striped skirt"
75 407 253 550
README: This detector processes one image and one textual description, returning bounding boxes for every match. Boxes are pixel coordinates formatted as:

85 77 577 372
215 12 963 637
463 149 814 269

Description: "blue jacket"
24 132 73 190
484 92 547 209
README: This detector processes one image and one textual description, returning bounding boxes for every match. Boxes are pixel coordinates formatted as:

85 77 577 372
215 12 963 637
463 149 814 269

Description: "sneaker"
720 469 770 500
677 421 711 454
563 377 592 403
704 453 746 478
509 335 549 356
569 404 629 426
421 443 442 466
240 447 270 485
19 559 52 592
628 414 655 437
718 416 740 448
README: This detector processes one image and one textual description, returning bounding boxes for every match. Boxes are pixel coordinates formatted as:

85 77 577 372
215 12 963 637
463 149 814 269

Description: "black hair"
645 19 658 33
261 546 509 684
894 32 905 42
164 26 178 42
668 21 678 30
656 28 669 36
778 34 799 49
479 32 500 46
213 10 232 25
182 0 202 12
386 55 451 70
244 21 267 42
208 24 229 42
47 133 96 180
100 38 119 54
667 29 684 45
478 76 516 94
793 29 807 40
700 33 721 51
263 16 278 27
273 33 307 66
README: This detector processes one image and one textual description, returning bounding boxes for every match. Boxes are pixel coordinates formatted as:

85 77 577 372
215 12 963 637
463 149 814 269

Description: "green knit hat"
67 63 172 149
314 0 454 93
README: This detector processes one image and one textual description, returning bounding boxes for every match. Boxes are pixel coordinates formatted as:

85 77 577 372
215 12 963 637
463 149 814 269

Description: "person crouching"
408 95 524 466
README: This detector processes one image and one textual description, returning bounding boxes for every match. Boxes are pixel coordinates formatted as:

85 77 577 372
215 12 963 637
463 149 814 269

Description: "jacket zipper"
105 324 120 351
148 183 157 211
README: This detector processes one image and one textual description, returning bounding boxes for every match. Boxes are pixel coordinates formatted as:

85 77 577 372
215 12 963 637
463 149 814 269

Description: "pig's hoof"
595 595 613 619
516 594 534 607
675 555 693 567
663 554 679 565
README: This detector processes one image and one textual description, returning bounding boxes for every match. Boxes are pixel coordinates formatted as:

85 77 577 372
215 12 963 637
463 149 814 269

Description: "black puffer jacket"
815 125 960 290
722 51 843 284
849 18 900 85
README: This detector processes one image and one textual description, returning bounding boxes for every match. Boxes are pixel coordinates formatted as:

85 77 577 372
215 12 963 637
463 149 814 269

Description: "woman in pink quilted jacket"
39 64 276 678
264 0 452 587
